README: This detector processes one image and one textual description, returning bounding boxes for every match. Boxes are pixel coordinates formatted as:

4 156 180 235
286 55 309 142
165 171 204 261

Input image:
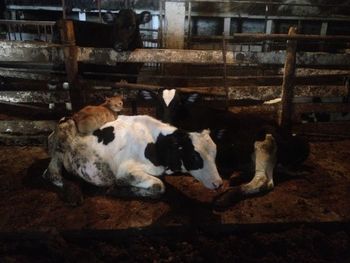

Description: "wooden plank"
1 41 350 66
0 120 55 135
0 83 347 103
279 27 297 131
229 85 349 100
0 67 64 81
293 103 350 114
77 48 350 66
0 101 70 119
0 91 70 103
0 134 48 146
0 41 62 63
229 103 350 122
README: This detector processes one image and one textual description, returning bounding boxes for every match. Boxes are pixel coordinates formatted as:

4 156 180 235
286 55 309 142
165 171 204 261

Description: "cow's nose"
212 180 223 190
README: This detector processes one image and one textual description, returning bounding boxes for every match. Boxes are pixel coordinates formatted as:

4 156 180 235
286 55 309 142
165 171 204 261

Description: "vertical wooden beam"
279 26 297 132
223 17 231 36
59 19 82 111
163 1 186 87
164 1 185 49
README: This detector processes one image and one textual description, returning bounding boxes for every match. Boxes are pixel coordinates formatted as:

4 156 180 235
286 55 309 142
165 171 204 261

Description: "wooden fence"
0 21 350 145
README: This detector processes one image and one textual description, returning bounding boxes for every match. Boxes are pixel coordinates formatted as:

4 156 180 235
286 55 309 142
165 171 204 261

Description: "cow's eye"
128 25 135 30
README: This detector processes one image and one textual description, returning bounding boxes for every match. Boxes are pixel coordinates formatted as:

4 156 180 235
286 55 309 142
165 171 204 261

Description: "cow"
43 115 223 203
53 9 151 82
139 88 310 210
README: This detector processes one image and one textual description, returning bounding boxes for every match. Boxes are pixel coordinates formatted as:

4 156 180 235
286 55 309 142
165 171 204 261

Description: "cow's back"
72 20 115 48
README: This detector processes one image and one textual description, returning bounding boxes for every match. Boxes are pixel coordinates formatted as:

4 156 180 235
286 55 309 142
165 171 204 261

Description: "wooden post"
163 1 187 87
59 19 82 111
164 1 185 49
279 26 297 132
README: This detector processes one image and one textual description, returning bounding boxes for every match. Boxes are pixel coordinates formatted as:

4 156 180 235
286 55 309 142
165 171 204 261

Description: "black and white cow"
53 9 151 82
139 89 310 210
43 115 223 201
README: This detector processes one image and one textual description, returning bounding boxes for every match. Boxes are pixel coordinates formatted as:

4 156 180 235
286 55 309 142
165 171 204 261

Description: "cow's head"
145 129 223 190
187 129 223 190
139 89 200 124
103 9 151 51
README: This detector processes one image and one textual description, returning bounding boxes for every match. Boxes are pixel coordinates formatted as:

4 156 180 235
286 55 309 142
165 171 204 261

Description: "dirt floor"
0 135 350 262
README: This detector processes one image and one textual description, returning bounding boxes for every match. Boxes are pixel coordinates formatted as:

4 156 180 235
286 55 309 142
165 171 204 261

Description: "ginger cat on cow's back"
73 95 123 135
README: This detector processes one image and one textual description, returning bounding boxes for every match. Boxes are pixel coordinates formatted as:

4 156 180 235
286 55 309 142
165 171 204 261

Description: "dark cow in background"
139 89 310 210
43 115 223 203
53 9 151 82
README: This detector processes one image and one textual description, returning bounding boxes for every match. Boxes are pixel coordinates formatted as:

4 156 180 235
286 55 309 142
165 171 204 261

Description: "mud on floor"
0 139 350 262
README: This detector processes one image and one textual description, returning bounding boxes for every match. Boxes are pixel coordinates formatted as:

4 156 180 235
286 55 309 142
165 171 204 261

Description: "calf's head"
139 89 200 124
106 9 151 51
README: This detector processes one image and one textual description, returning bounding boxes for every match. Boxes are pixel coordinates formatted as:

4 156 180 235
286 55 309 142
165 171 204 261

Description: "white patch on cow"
188 130 223 189
241 133 276 195
162 89 176 106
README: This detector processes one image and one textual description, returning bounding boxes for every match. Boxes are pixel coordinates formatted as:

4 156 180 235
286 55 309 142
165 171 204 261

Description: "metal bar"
97 0 102 23
0 20 55 26
190 33 350 42
222 33 228 108
44 25 48 42
162 0 349 9
61 0 66 19
36 24 40 41
187 1 192 49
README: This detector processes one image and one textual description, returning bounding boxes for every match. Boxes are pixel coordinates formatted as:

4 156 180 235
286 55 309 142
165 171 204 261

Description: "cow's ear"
102 11 116 24
139 90 157 101
184 93 200 105
138 11 152 24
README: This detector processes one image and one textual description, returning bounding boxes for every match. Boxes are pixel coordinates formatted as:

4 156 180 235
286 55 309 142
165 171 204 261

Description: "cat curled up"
73 95 124 135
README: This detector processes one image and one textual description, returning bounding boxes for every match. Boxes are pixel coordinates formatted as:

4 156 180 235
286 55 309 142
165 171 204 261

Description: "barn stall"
0 0 350 261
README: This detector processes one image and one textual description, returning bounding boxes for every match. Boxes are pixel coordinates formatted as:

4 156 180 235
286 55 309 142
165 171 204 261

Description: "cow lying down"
43 115 223 202
139 89 310 211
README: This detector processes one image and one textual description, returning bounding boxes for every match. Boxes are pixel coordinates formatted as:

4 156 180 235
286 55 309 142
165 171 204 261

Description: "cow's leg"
114 166 166 198
213 134 277 210
43 156 83 206
42 155 64 187
241 134 277 194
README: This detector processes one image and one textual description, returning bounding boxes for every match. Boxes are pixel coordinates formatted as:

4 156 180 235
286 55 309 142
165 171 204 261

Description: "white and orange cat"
73 95 124 135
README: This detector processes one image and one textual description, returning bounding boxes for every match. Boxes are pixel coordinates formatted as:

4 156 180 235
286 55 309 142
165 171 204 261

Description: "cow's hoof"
60 183 84 207
229 171 254 186
212 187 242 212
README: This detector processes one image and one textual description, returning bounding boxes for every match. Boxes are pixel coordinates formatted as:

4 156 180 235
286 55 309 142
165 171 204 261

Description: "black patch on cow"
93 126 115 145
145 129 203 172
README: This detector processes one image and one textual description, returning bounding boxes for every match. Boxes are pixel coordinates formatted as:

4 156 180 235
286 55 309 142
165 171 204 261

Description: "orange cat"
73 95 123 135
